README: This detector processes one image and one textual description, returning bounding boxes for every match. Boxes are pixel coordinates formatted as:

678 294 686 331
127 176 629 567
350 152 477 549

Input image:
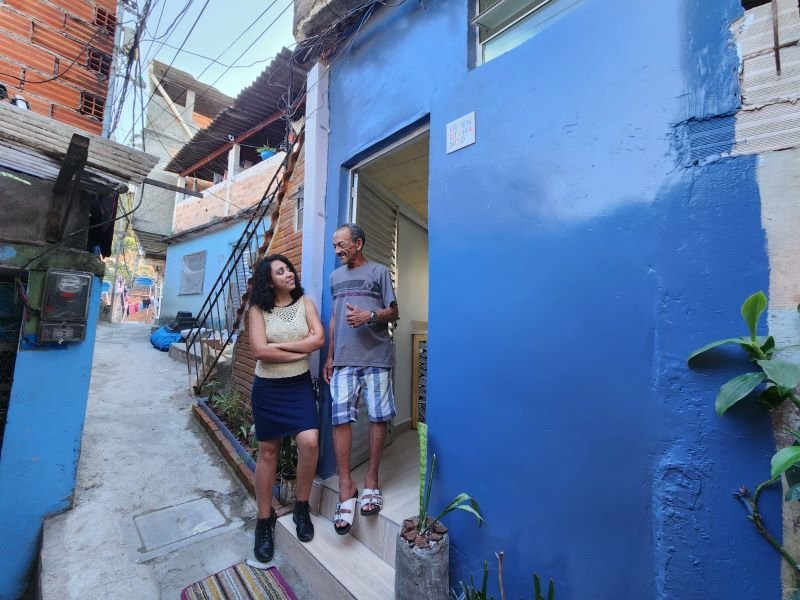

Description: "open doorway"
348 127 430 467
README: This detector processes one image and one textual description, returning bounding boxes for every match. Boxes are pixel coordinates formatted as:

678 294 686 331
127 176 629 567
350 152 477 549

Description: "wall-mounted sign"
446 112 476 154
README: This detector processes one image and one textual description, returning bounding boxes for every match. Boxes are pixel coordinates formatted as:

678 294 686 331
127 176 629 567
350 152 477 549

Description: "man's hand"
323 355 334 384
345 303 371 328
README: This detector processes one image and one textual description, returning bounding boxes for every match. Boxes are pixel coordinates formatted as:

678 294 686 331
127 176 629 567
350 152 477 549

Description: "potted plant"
278 436 298 505
395 423 485 600
256 145 277 160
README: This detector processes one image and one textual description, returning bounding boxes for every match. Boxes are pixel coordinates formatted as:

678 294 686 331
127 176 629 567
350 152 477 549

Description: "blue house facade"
305 0 781 596
161 221 249 324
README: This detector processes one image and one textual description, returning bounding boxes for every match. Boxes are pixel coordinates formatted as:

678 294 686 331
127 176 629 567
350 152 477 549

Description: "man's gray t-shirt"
330 261 397 368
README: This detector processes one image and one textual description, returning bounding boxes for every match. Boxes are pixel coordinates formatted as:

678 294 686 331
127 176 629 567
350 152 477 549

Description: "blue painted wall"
0 276 102 599
321 0 779 597
161 221 248 321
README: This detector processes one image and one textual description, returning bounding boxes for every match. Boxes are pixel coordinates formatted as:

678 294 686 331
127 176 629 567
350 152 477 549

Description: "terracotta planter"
395 518 450 600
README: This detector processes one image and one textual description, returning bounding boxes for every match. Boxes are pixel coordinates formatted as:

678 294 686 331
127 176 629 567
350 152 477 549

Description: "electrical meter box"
38 269 93 343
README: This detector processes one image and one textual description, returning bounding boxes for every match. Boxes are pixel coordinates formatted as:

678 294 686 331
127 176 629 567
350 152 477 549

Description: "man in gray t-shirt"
323 223 399 535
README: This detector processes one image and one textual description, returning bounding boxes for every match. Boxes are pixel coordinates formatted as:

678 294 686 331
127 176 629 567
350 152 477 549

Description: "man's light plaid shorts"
330 366 396 425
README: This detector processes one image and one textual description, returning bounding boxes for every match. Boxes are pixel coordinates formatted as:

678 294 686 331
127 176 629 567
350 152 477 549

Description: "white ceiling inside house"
361 134 429 221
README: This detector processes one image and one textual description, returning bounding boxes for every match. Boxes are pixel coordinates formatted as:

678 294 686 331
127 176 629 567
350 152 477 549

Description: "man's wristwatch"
369 311 378 325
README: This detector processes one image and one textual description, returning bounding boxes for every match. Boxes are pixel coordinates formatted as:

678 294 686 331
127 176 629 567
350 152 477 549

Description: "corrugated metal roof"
164 47 309 180
132 229 168 260
151 60 234 119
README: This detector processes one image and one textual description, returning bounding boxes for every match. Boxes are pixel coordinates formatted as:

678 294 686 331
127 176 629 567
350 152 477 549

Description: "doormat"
180 562 299 600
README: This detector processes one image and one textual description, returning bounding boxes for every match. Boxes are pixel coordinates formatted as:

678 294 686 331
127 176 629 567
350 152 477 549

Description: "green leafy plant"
455 552 555 600
460 560 490 600
416 422 485 537
211 389 252 440
533 574 555 600
278 436 297 478
256 145 277 154
688 290 800 576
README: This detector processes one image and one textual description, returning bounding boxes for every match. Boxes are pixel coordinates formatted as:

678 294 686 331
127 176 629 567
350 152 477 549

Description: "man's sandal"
333 490 358 535
360 488 383 516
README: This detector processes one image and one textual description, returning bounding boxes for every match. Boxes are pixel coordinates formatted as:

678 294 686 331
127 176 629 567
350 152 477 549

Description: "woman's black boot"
293 500 314 542
254 510 277 562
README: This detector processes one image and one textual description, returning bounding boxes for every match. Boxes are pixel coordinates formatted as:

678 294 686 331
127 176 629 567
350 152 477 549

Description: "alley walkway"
38 323 310 599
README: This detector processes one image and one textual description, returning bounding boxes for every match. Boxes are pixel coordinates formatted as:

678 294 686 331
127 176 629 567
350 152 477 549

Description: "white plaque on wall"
446 112 476 154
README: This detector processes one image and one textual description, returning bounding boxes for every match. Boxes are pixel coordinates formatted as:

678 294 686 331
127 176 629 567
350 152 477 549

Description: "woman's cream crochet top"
254 298 310 379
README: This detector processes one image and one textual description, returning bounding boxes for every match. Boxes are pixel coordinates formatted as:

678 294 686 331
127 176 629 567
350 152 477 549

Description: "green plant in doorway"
410 422 485 542
688 290 800 581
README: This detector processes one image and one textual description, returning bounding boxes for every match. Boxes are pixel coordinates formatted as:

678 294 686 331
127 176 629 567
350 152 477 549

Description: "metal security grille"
0 282 22 457
87 49 112 78
415 337 427 425
80 92 105 120
94 7 117 34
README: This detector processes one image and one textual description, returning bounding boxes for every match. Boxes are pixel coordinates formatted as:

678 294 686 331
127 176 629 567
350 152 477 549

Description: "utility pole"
107 193 131 322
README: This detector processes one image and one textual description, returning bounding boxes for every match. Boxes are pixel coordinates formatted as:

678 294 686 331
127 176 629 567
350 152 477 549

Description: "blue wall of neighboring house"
161 221 248 322
0 276 102 599
320 0 779 597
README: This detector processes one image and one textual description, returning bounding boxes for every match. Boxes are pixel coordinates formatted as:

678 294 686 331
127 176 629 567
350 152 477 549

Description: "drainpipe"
301 62 330 378
224 144 241 217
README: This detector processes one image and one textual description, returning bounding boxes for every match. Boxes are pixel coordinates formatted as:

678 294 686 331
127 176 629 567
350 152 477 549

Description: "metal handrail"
185 133 303 394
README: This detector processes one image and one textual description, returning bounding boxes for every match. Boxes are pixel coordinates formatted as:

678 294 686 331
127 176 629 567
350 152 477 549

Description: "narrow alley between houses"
4 0 800 598
38 323 311 599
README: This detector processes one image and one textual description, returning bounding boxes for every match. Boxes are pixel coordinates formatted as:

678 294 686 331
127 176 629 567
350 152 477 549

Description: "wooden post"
45 134 89 242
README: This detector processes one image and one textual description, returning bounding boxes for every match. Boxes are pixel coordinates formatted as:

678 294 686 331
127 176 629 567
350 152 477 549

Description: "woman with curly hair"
248 254 324 562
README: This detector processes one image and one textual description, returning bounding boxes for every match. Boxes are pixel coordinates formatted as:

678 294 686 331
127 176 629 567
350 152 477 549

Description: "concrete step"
168 341 197 364
275 513 394 600
317 484 403 568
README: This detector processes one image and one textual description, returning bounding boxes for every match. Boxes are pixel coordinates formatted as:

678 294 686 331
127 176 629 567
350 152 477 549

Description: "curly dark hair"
250 254 304 313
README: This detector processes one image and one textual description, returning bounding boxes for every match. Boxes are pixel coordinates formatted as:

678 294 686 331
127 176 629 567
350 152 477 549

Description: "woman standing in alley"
248 254 324 562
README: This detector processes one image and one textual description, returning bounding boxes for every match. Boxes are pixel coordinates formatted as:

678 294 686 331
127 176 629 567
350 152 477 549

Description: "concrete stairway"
274 430 419 598
275 513 394 599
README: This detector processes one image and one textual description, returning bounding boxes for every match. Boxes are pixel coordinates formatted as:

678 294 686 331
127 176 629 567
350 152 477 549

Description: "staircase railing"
185 131 305 394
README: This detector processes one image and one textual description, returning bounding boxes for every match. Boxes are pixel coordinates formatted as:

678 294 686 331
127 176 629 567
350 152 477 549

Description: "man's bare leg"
333 423 357 528
363 421 388 512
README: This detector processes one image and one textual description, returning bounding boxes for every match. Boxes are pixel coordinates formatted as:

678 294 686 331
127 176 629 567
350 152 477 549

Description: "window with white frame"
474 0 584 64
178 251 207 295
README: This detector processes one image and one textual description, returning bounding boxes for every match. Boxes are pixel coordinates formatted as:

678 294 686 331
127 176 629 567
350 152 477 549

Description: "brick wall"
173 152 284 233
0 0 118 135
230 150 306 400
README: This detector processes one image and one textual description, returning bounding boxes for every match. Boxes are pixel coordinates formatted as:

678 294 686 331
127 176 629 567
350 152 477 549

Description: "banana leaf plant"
688 290 800 574
687 291 800 416
416 422 485 536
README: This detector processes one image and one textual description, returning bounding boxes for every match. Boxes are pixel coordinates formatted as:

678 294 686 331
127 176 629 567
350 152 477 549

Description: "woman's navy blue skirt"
250 371 319 441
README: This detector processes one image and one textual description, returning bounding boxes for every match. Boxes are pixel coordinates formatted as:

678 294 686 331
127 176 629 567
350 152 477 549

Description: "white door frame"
347 124 430 222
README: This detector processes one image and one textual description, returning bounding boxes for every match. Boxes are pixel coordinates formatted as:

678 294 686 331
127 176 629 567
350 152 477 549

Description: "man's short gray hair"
337 223 366 246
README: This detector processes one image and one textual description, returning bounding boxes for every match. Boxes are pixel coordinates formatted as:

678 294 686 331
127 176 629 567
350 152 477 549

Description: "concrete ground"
39 322 313 599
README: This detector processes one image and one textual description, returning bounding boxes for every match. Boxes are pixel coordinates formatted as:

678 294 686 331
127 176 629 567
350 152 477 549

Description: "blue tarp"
133 276 154 288
149 326 183 351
